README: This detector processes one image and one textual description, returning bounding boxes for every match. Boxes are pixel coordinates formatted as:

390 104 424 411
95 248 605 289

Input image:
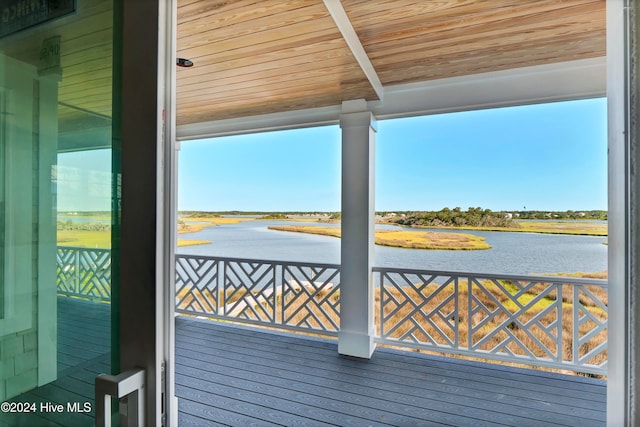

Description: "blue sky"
57 97 607 212
178 98 607 212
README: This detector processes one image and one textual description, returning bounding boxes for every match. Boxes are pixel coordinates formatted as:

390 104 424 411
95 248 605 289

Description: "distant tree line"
515 210 607 220
181 211 223 217
57 220 110 231
176 209 607 224
383 207 514 228
379 208 607 228
59 211 110 217
262 213 288 219
180 211 336 217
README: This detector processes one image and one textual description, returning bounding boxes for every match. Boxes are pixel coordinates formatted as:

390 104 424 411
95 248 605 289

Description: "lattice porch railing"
56 246 111 302
374 267 608 375
55 249 607 374
175 255 341 335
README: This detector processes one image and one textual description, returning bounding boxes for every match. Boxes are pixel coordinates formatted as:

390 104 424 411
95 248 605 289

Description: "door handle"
95 368 145 427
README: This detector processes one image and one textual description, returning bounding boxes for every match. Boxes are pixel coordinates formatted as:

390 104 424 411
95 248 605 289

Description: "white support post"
606 0 636 425
338 100 377 359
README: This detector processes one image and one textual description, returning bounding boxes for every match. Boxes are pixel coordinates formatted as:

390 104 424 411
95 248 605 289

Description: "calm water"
177 220 608 276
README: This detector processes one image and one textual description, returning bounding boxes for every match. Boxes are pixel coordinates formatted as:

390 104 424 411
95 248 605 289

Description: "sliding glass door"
0 1 118 425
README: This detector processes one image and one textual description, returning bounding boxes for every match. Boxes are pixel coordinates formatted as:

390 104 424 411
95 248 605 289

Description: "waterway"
177 220 608 276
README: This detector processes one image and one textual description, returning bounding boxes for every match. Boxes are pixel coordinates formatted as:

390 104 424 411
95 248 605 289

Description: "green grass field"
58 230 111 248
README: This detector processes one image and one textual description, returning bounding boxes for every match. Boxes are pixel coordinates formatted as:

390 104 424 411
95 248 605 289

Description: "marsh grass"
180 216 253 231
427 221 607 236
177 216 256 245
58 229 210 248
176 239 211 247
515 221 607 236
268 225 491 250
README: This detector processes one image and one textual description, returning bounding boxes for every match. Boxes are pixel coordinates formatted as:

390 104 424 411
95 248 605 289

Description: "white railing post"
338 100 377 358
74 247 80 294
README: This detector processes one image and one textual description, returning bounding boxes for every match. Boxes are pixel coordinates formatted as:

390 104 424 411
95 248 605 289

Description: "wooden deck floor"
176 317 606 427
2 299 607 426
1 298 111 427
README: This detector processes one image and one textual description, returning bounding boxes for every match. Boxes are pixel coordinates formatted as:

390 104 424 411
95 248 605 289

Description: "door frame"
606 0 639 425
115 0 640 425
117 0 178 425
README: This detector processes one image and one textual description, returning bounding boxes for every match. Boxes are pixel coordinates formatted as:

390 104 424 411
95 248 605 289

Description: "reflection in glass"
0 1 117 425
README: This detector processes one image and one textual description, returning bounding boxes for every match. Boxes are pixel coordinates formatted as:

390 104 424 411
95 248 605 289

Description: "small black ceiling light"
177 58 194 67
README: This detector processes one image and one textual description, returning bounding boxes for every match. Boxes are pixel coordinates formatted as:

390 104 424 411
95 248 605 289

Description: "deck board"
1 299 607 426
176 334 512 426
178 320 606 405
177 317 606 427
2 299 112 427
177 364 432 427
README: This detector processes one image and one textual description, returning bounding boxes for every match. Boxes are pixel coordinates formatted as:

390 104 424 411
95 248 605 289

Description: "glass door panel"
0 1 118 425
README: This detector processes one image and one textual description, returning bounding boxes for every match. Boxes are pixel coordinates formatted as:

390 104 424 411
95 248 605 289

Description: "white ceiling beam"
177 58 605 140
323 0 384 101
370 57 606 120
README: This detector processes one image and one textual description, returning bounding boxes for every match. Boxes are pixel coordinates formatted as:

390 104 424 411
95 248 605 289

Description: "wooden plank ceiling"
0 0 607 132
177 0 606 126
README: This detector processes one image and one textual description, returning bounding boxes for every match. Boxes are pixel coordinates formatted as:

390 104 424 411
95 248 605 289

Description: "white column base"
338 329 376 359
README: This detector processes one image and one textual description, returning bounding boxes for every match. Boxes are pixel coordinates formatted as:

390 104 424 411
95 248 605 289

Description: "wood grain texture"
0 0 607 128
176 0 372 125
176 0 605 125
344 0 605 86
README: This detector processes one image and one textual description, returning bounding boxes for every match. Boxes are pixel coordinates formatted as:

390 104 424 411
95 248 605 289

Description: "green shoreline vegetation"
268 225 491 250
56 207 608 248
403 221 607 236
179 208 607 236
378 207 607 236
